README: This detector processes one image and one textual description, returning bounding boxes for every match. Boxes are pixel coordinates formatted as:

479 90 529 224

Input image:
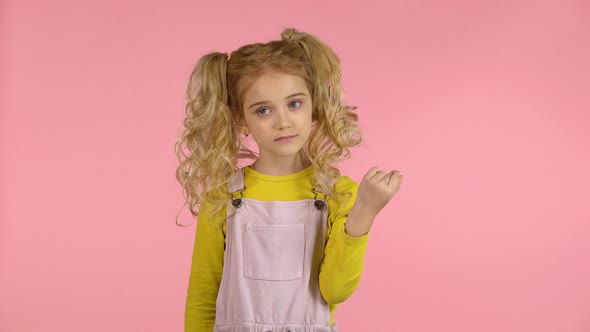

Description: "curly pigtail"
175 52 239 226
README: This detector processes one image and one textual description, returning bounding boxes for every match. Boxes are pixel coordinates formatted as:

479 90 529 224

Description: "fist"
355 167 403 217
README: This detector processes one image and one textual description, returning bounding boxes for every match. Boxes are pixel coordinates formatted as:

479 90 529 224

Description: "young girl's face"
239 70 313 162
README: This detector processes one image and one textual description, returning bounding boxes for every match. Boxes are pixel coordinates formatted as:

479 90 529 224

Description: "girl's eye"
256 108 271 116
255 100 302 116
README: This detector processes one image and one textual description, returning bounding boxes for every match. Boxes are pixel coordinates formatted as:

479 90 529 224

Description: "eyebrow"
247 92 307 110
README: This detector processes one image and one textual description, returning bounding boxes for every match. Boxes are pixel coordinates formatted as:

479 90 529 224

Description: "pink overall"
213 168 339 332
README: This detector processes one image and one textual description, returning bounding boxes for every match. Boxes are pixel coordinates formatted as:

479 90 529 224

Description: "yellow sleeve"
319 176 369 305
184 202 226 332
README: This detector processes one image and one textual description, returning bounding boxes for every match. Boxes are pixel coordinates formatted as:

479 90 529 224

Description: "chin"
272 148 305 158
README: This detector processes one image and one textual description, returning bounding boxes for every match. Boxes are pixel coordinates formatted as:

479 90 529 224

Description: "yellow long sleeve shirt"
185 165 369 331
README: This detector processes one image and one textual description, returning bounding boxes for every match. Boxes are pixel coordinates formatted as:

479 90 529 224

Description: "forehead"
240 71 309 104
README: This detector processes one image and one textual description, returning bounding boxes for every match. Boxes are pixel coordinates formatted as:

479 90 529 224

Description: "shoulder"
334 175 359 194
327 175 358 219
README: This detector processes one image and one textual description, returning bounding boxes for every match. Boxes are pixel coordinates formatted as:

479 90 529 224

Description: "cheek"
301 118 313 133
249 123 267 136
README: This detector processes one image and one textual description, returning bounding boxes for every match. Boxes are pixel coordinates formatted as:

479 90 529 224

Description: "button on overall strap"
229 168 246 208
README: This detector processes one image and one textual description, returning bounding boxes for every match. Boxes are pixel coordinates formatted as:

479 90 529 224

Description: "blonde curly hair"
174 27 362 227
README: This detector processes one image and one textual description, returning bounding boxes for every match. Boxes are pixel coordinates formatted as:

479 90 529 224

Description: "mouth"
274 135 297 141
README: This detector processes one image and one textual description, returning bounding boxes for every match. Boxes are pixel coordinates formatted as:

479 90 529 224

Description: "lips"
274 135 297 141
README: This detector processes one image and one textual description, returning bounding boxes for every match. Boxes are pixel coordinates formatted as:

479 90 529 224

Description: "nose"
275 109 291 130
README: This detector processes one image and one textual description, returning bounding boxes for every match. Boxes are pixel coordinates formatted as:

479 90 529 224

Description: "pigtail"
282 28 362 215
175 52 238 226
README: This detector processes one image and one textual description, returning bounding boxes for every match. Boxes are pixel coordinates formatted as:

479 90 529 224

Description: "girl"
175 27 403 332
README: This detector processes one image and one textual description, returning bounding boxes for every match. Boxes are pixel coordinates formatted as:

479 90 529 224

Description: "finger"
364 167 381 180
375 170 393 182
379 170 394 184
387 171 402 186
370 167 391 180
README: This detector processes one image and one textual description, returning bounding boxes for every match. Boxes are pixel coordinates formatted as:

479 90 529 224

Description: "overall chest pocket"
243 223 306 281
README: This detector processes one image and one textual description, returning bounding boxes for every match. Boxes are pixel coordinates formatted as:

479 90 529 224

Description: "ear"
234 118 250 136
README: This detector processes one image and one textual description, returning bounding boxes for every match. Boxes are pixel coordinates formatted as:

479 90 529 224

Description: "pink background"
1 0 589 331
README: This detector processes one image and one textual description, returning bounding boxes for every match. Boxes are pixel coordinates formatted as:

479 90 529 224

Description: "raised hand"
345 167 403 237
356 167 403 217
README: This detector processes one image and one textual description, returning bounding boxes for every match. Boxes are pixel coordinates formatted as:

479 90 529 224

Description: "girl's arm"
185 205 225 332
318 177 370 304
319 167 403 303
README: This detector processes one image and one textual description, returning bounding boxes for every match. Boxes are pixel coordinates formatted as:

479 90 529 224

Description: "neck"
251 154 311 176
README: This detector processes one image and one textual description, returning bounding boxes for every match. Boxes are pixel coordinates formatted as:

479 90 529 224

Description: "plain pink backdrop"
1 0 589 331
